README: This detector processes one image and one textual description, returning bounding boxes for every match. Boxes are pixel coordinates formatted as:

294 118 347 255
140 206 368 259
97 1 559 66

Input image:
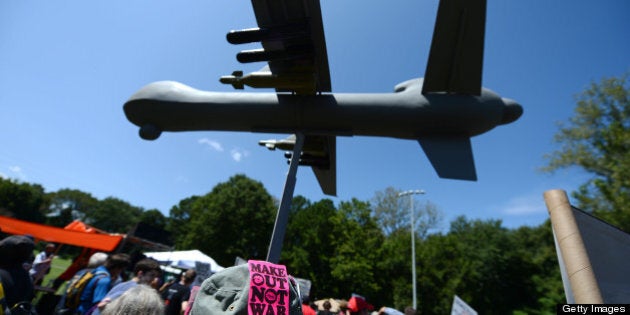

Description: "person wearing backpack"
56 252 109 314
76 253 130 315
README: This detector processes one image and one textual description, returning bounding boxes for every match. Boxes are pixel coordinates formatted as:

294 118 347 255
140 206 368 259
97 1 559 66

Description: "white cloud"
230 148 250 162
6 165 26 180
175 175 189 183
198 138 224 152
502 194 546 215
198 138 249 162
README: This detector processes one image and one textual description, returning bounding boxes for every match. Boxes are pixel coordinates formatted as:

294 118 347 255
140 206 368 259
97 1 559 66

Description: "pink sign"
248 260 290 315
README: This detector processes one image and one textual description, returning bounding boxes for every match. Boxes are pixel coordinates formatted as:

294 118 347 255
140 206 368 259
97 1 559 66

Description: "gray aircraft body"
126 79 520 141
123 0 523 196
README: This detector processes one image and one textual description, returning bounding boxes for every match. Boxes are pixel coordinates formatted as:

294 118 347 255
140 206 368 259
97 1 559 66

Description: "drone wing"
222 0 331 94
422 0 486 95
260 134 336 196
229 0 336 195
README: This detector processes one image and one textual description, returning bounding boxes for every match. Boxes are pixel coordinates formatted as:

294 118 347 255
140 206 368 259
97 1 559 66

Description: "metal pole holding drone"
267 132 305 263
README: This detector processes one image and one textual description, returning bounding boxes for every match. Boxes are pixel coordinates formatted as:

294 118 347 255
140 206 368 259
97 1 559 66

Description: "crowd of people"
0 235 197 315
0 235 415 315
55 253 197 315
301 295 416 315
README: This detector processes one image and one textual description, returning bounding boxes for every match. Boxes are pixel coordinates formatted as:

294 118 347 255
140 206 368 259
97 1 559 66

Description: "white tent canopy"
144 249 225 273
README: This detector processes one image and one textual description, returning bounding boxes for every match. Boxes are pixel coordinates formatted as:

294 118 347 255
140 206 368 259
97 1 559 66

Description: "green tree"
282 197 339 299
0 177 47 223
544 72 630 228
45 188 99 227
372 187 405 235
180 174 275 266
377 228 414 309
416 217 539 315
136 209 172 246
329 198 385 305
89 197 143 233
371 187 442 309
510 221 564 315
167 196 199 248
139 209 168 229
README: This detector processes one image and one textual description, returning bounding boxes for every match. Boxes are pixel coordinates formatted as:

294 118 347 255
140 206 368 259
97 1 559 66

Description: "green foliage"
139 209 168 230
282 198 339 298
416 217 545 315
179 174 275 266
329 199 385 303
89 197 143 233
45 188 98 227
167 196 199 248
377 229 414 309
370 187 443 309
510 221 564 314
0 177 47 223
544 72 630 229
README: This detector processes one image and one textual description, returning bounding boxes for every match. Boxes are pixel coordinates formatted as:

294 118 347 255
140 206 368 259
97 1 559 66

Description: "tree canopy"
178 174 276 266
0 177 46 222
544 72 630 229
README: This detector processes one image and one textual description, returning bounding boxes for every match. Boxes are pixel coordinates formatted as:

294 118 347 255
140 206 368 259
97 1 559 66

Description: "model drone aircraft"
124 0 522 197
124 0 522 262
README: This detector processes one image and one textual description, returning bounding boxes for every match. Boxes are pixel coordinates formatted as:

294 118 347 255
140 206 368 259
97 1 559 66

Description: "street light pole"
397 189 425 310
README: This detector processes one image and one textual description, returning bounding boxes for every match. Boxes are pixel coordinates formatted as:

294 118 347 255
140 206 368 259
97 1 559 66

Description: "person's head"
133 258 162 286
44 243 56 255
347 295 373 315
181 268 197 285
101 284 164 315
105 253 131 280
324 301 332 311
403 307 416 315
0 235 35 268
87 252 108 268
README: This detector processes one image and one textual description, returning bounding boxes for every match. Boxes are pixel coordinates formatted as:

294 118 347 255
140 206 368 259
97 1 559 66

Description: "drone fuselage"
124 78 522 141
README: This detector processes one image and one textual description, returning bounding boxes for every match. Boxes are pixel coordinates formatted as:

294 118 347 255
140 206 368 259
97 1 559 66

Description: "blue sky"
1 1 628 230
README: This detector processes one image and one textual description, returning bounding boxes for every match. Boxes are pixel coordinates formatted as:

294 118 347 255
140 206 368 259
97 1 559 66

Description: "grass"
46 255 73 283
36 255 73 297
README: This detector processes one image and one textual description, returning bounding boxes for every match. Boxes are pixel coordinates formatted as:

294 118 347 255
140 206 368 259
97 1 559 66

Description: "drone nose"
500 98 523 125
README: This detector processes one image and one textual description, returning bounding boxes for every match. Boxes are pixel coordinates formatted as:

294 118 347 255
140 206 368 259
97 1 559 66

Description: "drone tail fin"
418 135 477 181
